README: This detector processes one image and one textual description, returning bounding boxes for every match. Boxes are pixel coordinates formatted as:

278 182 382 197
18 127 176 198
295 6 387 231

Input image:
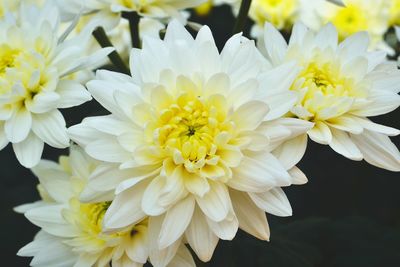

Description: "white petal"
314 23 338 50
230 190 270 241
288 166 308 185
329 128 363 160
167 245 196 267
148 215 181 267
57 80 92 108
13 133 44 168
206 211 239 240
249 188 292 217
126 229 149 263
159 196 195 249
351 130 400 171
348 116 400 136
103 180 147 231
308 121 332 144
264 91 298 121
25 205 78 237
272 134 307 169
231 101 269 131
327 115 364 134
68 122 109 147
263 22 287 65
351 91 400 117
0 123 8 150
5 107 32 143
85 137 131 163
32 160 73 203
196 181 230 222
185 207 219 262
26 92 60 114
142 176 168 216
32 110 69 148
229 154 290 192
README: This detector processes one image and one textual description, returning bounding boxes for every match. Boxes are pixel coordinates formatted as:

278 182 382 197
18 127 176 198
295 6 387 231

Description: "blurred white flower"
0 3 113 168
0 0 45 18
17 147 195 267
261 22 400 171
312 0 391 52
57 0 206 31
68 20 311 263
218 0 349 38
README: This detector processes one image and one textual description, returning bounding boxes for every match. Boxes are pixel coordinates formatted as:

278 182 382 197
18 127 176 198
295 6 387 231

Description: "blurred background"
2 4 400 267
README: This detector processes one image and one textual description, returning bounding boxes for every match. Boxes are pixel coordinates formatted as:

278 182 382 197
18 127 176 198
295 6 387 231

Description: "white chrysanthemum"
312 0 391 52
57 0 206 31
217 0 344 38
16 147 195 267
68 20 312 263
0 3 113 168
261 22 400 171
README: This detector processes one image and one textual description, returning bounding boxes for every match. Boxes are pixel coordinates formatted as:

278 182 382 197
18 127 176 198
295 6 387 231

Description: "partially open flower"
69 20 312 263
261 22 400 171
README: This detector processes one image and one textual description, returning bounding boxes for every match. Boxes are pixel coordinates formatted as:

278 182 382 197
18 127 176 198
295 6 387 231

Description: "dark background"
2 5 400 267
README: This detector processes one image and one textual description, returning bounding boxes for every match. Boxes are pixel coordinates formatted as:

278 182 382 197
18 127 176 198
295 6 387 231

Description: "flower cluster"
2 0 398 266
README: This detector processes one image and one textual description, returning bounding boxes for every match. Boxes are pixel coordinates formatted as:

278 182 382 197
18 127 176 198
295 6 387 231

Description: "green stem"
122 11 141 48
233 0 253 34
92 27 130 75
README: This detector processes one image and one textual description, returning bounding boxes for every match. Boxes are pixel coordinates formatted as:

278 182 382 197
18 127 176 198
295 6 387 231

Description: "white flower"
311 0 391 52
0 2 113 168
68 20 312 263
260 22 400 171
57 0 206 31
221 0 349 38
16 147 195 267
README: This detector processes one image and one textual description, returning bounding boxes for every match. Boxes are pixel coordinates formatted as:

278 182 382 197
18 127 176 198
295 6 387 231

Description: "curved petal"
249 188 292 217
5 107 32 143
159 196 195 249
185 207 219 262
32 110 69 149
13 133 44 168
196 181 230 222
230 190 270 241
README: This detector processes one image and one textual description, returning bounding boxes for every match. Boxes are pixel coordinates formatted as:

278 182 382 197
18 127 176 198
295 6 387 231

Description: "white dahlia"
0 2 113 168
17 147 195 267
69 20 312 263
260 22 400 171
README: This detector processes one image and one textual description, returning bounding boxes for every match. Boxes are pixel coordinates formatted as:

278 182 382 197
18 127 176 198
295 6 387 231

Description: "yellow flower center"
331 4 368 40
152 92 231 171
64 197 148 253
78 201 111 235
0 44 20 76
250 0 298 30
290 60 366 121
